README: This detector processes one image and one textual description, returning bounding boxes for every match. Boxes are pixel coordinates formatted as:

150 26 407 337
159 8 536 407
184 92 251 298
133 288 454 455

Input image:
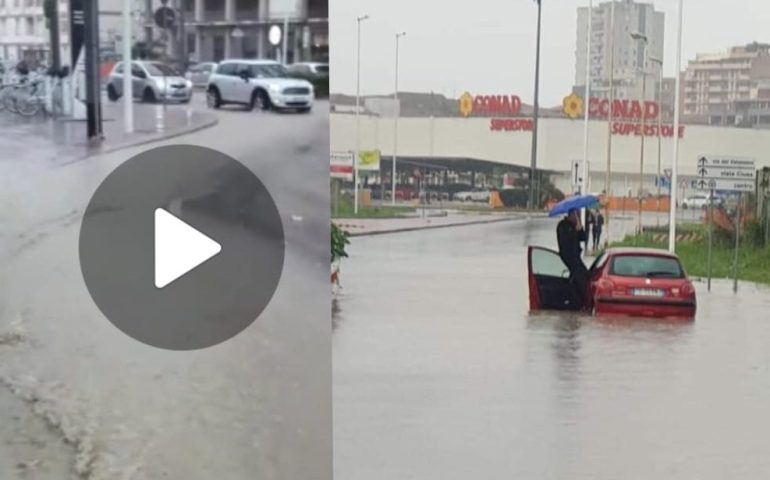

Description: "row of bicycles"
0 66 68 117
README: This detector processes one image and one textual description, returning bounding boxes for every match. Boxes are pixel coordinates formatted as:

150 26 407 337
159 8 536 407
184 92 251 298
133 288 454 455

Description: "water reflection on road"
334 218 770 480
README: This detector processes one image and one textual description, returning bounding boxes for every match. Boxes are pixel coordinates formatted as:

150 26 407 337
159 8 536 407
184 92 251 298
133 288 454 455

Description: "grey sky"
330 0 769 106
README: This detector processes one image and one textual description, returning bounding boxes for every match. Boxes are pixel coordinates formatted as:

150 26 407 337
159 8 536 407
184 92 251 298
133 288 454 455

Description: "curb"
342 215 531 237
94 114 219 156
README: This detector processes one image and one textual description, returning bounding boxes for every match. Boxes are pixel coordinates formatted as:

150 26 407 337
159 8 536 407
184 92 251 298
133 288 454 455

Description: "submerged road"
0 98 330 479
334 218 770 480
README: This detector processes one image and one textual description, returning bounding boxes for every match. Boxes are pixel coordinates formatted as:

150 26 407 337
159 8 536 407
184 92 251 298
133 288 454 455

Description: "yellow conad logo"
562 93 584 120
459 92 474 117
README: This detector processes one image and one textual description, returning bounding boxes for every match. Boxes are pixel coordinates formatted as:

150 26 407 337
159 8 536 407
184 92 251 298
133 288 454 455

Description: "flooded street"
333 218 770 479
0 102 331 479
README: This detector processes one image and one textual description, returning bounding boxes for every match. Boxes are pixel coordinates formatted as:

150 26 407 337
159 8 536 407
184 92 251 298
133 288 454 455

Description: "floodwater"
0 101 331 479
333 218 770 479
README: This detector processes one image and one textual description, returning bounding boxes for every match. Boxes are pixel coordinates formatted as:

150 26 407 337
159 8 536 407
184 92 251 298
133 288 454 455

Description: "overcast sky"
329 0 769 106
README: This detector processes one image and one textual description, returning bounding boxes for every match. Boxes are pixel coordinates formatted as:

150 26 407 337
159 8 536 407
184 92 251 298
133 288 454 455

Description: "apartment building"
684 42 770 127
575 0 664 102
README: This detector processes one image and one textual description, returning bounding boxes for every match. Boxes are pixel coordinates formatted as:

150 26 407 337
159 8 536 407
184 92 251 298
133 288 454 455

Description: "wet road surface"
333 218 770 479
0 98 330 479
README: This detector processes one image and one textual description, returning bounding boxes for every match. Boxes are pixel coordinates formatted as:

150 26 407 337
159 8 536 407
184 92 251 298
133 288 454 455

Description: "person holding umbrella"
557 208 589 306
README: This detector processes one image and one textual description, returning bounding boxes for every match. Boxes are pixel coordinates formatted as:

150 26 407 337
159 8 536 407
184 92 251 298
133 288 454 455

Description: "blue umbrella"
548 194 600 218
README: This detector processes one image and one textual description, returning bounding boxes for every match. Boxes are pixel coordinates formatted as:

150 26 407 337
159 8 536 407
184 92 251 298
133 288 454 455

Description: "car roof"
220 59 280 65
604 247 680 259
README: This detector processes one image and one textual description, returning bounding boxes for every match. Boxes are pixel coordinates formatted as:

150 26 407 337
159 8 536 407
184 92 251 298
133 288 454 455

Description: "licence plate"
632 288 664 297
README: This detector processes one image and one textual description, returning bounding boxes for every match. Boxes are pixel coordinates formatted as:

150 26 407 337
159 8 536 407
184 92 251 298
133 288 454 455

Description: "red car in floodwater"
528 246 696 318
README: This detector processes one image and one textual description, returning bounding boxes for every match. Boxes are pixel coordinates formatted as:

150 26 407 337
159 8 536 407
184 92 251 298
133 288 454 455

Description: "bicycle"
3 75 46 116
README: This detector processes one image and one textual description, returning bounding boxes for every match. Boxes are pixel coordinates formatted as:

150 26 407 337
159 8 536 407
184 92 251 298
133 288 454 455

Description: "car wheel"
142 87 156 103
254 89 271 111
206 87 222 109
107 84 119 102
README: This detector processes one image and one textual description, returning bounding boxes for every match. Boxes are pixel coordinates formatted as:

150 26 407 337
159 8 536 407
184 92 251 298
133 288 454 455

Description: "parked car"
453 189 491 202
681 194 723 209
528 246 696 318
287 62 329 78
185 62 217 88
206 59 314 112
106 61 192 103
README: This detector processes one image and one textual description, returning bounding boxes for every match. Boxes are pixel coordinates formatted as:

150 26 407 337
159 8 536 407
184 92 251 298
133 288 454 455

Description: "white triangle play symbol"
154 208 222 289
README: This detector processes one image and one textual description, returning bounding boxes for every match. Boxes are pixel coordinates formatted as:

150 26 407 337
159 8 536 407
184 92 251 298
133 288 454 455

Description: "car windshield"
249 64 288 78
610 255 684 278
144 63 180 76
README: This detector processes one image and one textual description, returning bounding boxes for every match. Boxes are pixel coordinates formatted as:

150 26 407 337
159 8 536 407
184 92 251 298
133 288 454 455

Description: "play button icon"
79 145 285 350
154 208 222 289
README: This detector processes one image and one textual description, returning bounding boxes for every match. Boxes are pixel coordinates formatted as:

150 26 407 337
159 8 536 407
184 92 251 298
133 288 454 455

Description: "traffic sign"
330 151 354 181
571 160 583 190
696 155 756 193
695 178 754 192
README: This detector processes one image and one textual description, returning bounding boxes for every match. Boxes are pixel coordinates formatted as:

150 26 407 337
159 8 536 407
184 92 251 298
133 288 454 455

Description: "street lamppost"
631 31 648 236
669 0 684 252
603 0 616 247
354 14 369 215
581 0 594 231
650 55 664 225
528 0 542 211
392 31 406 207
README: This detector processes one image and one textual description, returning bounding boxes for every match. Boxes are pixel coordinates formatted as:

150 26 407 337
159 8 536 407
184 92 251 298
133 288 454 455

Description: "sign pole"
733 193 742 293
707 189 713 291
668 0 683 253
580 0 593 233
603 0 616 247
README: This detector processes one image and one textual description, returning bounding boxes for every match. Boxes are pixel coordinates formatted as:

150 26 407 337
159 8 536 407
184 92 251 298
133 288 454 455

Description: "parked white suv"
206 59 314 112
453 189 491 202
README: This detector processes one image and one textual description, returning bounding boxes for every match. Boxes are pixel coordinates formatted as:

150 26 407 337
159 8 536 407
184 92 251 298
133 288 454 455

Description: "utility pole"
528 0 542 211
668 0 684 253
392 31 406 207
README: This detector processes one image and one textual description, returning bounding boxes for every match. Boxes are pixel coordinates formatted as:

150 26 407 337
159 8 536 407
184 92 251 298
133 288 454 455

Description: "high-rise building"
683 42 770 126
575 0 664 102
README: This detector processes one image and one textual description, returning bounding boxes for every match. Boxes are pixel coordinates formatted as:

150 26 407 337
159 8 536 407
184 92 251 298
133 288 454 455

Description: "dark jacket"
557 218 587 262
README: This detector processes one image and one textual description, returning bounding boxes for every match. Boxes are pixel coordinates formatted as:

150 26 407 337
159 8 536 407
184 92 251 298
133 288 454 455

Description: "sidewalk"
0 101 217 165
334 211 535 236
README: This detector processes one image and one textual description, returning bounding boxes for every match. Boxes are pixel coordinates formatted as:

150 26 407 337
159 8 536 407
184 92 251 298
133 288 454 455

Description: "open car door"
527 246 583 312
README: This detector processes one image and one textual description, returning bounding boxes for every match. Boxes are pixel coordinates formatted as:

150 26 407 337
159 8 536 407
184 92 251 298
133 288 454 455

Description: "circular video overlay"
79 145 285 350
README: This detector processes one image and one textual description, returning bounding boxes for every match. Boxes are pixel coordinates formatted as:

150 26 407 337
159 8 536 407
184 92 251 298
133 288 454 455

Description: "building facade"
177 0 327 64
684 42 770 128
575 0 664 103
0 0 67 63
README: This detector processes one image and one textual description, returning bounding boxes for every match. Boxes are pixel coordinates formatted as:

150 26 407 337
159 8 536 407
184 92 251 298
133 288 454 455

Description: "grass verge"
331 197 415 219
610 227 770 285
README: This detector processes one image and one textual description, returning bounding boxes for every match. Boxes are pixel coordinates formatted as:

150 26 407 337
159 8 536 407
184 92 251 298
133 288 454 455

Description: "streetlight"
392 31 406 207
603 0 616 247
650 55 664 225
581 0 594 233
354 14 369 215
669 0 684 253
122 0 133 133
529 0 542 211
631 31 648 236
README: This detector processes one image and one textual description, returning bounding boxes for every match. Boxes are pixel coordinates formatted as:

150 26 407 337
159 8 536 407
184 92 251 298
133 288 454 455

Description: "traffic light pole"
84 0 103 139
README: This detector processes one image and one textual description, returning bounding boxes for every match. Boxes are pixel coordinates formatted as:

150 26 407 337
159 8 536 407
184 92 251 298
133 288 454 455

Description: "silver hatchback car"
106 61 193 103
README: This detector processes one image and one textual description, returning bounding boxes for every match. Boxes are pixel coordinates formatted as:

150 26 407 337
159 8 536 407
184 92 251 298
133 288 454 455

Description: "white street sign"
696 155 756 193
694 178 754 193
571 160 582 190
696 166 756 181
697 156 755 169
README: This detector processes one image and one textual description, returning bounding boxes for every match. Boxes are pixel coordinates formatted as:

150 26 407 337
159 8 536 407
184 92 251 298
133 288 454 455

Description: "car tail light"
681 281 695 297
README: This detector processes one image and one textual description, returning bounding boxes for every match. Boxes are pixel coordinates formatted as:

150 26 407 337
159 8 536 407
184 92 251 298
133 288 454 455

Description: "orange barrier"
603 197 671 213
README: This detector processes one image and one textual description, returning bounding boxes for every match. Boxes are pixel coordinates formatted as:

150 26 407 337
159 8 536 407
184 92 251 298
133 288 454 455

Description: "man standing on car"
557 208 589 304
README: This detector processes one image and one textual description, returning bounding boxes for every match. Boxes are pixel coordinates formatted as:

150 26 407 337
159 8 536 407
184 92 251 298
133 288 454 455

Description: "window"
610 255 684 278
25 16 33 35
144 62 180 76
216 62 237 76
531 248 569 279
589 253 609 273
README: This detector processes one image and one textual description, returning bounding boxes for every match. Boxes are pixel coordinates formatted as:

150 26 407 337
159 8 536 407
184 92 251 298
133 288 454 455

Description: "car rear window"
609 255 684 279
